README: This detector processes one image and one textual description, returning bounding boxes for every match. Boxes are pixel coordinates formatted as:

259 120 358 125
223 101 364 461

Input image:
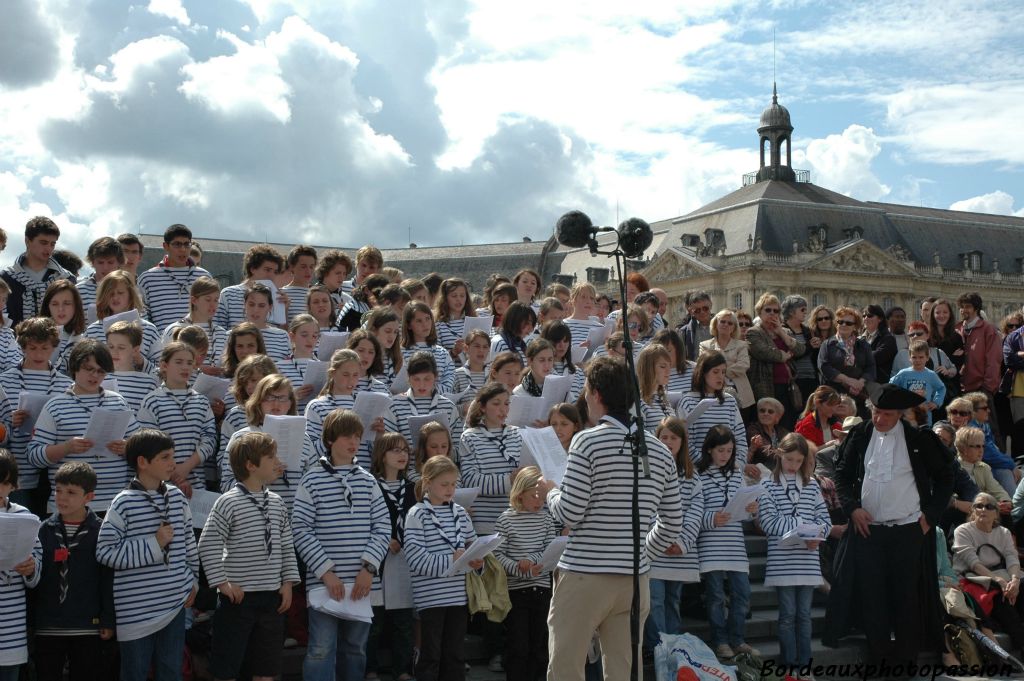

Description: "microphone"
617 218 653 258
555 211 614 248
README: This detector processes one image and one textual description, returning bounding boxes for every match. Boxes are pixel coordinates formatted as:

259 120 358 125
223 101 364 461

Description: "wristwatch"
361 560 378 575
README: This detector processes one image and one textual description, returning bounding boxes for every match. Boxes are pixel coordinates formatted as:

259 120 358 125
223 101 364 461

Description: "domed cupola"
756 82 796 182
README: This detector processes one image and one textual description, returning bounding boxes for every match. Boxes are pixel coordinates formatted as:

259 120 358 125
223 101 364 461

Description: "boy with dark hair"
1 215 76 324
215 244 287 329
52 250 83 277
78 237 126 319
282 245 319 323
115 234 144 278
0 449 42 680
106 321 159 413
32 461 116 681
136 224 212 331
199 431 300 681
96 429 199 681
342 245 384 295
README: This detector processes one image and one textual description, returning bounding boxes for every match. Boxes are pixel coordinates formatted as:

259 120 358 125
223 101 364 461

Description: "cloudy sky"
1 0 1022 266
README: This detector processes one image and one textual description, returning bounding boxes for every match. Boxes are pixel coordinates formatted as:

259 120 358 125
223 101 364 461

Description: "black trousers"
505 586 551 681
853 522 926 666
35 634 115 681
417 605 468 681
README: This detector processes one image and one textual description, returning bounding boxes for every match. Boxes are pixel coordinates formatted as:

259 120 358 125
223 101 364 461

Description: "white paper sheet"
441 384 473 405
83 408 133 458
389 362 409 395
102 308 141 331
193 373 231 403
721 484 763 522
302 360 329 392
507 394 546 428
444 533 504 577
382 549 414 610
779 523 827 548
570 345 588 365
587 325 609 349
667 391 683 408
307 584 374 623
538 535 569 572
408 413 448 450
188 489 222 530
453 487 480 510
519 426 568 486
680 397 719 427
0 513 41 571
463 316 492 341
263 415 308 472
253 279 288 327
352 392 393 442
17 391 51 434
318 332 351 363
541 374 572 406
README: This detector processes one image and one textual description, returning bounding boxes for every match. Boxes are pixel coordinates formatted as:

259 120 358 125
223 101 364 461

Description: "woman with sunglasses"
746 294 804 429
698 309 754 422
954 426 1011 514
809 305 835 384
746 397 790 472
965 391 1020 496
818 306 875 417
952 492 1024 658
736 312 754 341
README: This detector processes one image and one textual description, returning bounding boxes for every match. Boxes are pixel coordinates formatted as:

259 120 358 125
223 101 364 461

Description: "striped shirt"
76 274 99 315
452 366 486 412
96 483 199 641
436 318 466 356
277 356 316 414
109 370 160 414
757 475 830 587
303 393 396 462
546 417 682 574
0 327 23 374
563 317 602 347
551 362 585 403
291 460 391 592
160 318 228 368
221 426 318 510
489 334 527 365
258 326 292 362
85 318 162 363
198 484 300 591
137 264 212 330
648 475 704 583
697 467 753 573
390 392 462 454
337 298 370 330
459 425 523 532
280 285 309 322
213 283 249 330
137 386 217 489
401 343 456 393
28 390 140 511
0 366 72 490
667 363 694 395
52 331 81 375
0 502 42 666
641 392 674 433
404 500 477 609
494 507 559 590
676 392 748 466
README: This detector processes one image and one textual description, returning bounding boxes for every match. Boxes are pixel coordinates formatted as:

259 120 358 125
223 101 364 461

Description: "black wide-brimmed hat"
869 383 926 410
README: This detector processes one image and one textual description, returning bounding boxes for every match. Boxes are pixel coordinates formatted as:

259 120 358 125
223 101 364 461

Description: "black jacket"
868 328 898 383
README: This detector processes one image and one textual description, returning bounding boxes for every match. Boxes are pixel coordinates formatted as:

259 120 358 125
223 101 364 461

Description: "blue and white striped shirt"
0 366 72 490
401 343 455 393
0 502 42 666
258 326 292 362
221 426 318 511
404 500 477 609
137 264 212 330
563 317 602 347
435 318 466 357
459 425 523 533
648 475 704 583
697 467 754 573
137 386 217 490
676 392 748 466
213 283 249 331
390 391 462 454
160 318 228 369
280 285 309 323
494 507 559 590
303 393 396 462
85 318 162 363
757 475 830 587
109 370 160 414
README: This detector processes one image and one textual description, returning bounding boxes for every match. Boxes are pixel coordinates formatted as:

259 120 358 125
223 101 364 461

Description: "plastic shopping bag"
654 632 738 681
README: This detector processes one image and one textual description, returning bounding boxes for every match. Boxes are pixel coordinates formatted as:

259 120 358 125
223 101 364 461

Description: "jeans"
643 578 683 650
776 585 814 667
119 608 186 681
304 607 371 681
993 467 1018 497
703 571 751 647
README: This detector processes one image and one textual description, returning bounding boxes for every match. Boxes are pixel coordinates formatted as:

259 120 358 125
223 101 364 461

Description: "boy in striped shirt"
215 245 286 330
281 245 318 323
292 409 390 681
96 429 199 681
136 225 211 331
199 431 300 681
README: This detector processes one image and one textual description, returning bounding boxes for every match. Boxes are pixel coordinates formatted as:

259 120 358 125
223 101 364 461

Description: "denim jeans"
776 585 814 667
644 578 683 650
304 607 371 681
993 467 1017 497
703 570 751 647
119 608 186 681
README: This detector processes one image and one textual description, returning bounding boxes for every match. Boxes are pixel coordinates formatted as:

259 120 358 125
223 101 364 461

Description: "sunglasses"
837 320 857 326
738 322 752 328
718 319 735 325
948 409 972 416
974 503 997 511
816 316 832 322
1008 323 1022 330
976 405 990 411
907 331 925 338
762 307 780 314
758 408 776 414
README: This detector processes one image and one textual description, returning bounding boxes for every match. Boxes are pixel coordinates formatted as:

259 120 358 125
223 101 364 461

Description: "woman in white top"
698 309 754 422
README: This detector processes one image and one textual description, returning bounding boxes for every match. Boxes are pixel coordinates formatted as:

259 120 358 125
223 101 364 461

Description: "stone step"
682 605 828 642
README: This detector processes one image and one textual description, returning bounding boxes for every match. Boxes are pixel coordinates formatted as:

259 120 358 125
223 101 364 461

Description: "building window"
550 274 575 288
586 267 609 285
882 297 895 312
812 292 826 308
733 293 743 310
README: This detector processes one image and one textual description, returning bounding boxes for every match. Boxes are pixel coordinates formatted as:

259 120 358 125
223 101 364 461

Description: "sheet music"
352 392 393 442
506 394 546 428
188 489 222 529
254 279 288 327
779 523 826 548
570 345 588 364
463 316 492 340
541 374 572 406
382 549 414 610
408 413 448 450
18 391 52 434
667 391 683 408
587 325 609 348
721 485 763 522
441 384 473 405
318 332 351 363
302 360 329 392
538 535 569 572
0 513 41 571
453 487 479 510
680 397 720 427
389 362 409 394
307 584 374 622
262 415 308 472
193 373 231 402
519 426 569 486
444 533 504 577
102 308 141 331
83 408 133 458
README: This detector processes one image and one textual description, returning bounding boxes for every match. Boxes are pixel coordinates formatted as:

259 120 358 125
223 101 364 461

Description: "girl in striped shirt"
539 322 585 403
452 329 490 416
219 354 278 477
346 329 390 394
84 272 161 363
277 314 320 414
512 339 558 419
401 302 455 393
404 456 481 681
649 329 694 395
757 433 830 671
41 280 86 372
677 350 748 468
548 402 582 452
241 284 290 361
409 420 455 483
366 308 403 391
637 344 673 432
222 322 266 379
434 278 475 366
697 425 759 660
459 382 522 534
390 352 460 453
562 282 602 348
159 276 227 374
489 302 536 366
306 284 338 332
487 351 522 394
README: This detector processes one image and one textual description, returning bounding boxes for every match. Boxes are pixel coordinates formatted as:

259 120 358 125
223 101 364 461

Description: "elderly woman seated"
955 426 1011 514
952 493 1024 657
746 396 789 471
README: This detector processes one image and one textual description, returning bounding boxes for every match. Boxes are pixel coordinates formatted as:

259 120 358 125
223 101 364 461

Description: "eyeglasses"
167 240 193 249
762 307 780 314
948 409 972 416
965 443 985 449
627 322 639 329
976 405 990 411
758 408 776 414
1008 324 1022 330
692 305 711 313
738 322 752 328
837 320 857 326
907 331 925 338
718 319 735 325
78 365 107 377
973 503 997 511
262 394 292 403
816 316 832 322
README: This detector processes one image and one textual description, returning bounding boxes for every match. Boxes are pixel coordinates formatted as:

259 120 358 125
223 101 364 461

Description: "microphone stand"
589 236 649 681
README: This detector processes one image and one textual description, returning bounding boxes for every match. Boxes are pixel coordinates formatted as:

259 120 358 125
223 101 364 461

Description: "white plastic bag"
654 632 737 681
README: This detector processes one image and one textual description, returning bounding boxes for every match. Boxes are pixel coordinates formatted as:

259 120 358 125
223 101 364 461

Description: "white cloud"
949 190 1024 217
147 0 191 27
795 125 890 201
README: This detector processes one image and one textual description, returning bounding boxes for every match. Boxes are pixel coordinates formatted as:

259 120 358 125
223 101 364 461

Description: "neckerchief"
128 478 170 563
521 371 543 397
54 515 89 604
235 483 273 555
421 500 464 550
318 458 356 511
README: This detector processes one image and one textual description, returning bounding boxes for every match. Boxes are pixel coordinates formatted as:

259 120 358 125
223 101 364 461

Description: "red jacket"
956 318 1002 393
